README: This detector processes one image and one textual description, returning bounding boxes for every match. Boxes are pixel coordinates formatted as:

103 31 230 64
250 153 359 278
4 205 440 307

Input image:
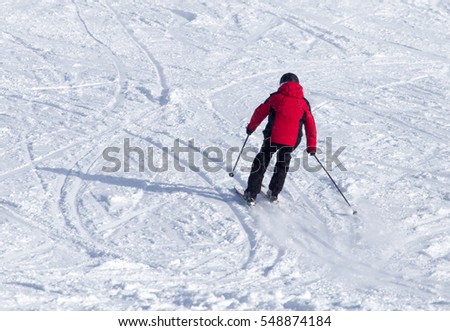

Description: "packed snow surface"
1 0 449 310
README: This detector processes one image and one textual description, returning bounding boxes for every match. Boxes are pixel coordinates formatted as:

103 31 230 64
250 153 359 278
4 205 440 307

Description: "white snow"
1 0 449 310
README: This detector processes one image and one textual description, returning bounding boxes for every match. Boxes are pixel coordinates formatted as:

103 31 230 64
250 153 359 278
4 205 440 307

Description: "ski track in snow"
1 0 449 310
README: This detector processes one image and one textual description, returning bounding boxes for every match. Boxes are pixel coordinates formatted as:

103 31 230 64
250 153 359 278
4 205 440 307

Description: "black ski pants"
246 139 295 197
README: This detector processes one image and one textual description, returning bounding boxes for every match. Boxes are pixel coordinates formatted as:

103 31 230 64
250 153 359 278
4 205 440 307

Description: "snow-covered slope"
1 0 449 310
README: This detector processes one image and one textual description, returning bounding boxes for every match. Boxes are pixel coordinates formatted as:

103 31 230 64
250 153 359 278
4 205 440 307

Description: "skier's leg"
268 146 294 196
246 139 276 197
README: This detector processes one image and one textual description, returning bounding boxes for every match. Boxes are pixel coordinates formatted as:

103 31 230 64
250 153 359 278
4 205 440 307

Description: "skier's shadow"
39 167 226 202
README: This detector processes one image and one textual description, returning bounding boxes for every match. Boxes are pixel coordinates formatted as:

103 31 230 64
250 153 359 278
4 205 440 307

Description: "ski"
234 185 279 206
234 185 256 206
261 185 279 205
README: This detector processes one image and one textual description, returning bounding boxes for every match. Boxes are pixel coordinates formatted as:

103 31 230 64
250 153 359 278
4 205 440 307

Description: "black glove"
307 147 316 156
246 126 254 135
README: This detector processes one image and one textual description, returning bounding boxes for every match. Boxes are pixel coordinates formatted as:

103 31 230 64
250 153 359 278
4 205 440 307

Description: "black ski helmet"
279 72 299 85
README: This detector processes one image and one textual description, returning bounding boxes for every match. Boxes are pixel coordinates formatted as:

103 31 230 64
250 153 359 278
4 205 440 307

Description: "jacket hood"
278 81 304 98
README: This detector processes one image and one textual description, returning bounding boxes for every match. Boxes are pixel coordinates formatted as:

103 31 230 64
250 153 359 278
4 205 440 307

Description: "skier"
243 73 317 204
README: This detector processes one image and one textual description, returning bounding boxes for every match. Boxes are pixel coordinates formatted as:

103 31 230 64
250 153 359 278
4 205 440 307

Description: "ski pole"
314 154 357 214
229 135 250 177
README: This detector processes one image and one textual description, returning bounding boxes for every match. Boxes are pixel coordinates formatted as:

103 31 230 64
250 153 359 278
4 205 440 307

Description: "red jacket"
247 81 317 150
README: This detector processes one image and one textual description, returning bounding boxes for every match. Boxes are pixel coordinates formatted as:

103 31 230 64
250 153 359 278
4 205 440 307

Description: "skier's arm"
304 100 317 153
247 98 272 132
